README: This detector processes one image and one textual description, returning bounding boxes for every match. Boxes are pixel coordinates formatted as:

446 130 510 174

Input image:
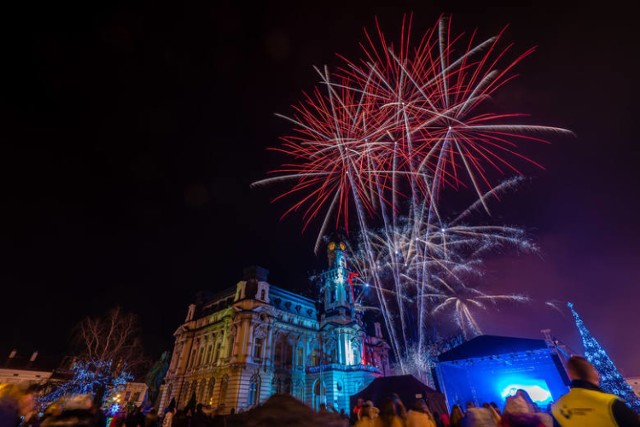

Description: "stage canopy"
434 335 570 412
350 374 448 417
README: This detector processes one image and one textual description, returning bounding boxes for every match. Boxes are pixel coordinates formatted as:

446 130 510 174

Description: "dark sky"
1 0 638 376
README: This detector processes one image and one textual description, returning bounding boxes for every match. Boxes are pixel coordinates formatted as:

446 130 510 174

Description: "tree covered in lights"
40 359 132 409
40 307 146 409
569 302 640 412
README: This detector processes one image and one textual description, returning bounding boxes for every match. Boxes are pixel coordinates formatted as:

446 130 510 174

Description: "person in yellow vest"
551 355 640 427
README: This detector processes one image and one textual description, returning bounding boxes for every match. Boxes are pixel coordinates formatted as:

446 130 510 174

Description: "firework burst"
253 15 571 381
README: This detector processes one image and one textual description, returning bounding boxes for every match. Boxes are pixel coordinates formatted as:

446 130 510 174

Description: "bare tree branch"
74 306 148 376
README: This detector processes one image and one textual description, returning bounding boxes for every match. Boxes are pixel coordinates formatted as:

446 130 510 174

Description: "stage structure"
434 335 570 411
350 375 447 416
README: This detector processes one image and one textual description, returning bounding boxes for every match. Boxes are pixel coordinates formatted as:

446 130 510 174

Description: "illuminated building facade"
158 239 390 413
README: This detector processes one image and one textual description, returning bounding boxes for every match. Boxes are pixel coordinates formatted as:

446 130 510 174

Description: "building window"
313 380 326 411
214 341 222 361
352 340 360 365
198 347 205 366
284 344 293 368
198 381 206 402
206 345 213 364
297 347 303 368
254 338 263 359
274 342 282 367
248 374 260 406
325 341 337 363
259 289 266 300
220 375 229 405
311 350 318 366
181 381 191 406
207 378 215 404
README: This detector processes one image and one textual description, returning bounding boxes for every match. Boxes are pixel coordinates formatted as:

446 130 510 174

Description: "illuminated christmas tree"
569 302 640 412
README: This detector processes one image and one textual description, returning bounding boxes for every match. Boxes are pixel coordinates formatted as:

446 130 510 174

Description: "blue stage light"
500 381 552 404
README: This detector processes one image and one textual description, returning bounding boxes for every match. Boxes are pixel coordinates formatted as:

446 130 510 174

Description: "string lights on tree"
568 302 640 412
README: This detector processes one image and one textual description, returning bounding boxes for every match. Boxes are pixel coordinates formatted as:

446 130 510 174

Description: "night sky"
1 0 638 376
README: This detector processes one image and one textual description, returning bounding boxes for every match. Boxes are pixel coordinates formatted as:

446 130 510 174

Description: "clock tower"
321 238 356 322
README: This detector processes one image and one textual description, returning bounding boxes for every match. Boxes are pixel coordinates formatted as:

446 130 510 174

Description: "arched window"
274 341 283 367
284 343 293 368
271 377 279 395
180 381 191 406
198 347 205 366
198 380 206 403
312 380 326 411
296 347 304 368
214 341 222 361
351 339 360 365
189 349 197 368
219 375 229 406
248 373 260 406
206 344 213 364
254 338 263 359
228 335 234 357
207 378 216 404
325 340 337 363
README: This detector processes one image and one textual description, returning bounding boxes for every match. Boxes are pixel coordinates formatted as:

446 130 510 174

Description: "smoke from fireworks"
252 15 571 381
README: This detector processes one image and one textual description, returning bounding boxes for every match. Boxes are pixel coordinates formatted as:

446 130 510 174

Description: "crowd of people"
346 356 640 427
1 356 638 427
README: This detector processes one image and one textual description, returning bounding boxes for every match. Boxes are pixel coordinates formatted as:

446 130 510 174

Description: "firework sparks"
252 16 572 250
253 15 570 380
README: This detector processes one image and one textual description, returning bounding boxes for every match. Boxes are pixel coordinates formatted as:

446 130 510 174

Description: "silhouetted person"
375 396 405 427
406 399 435 427
449 405 463 427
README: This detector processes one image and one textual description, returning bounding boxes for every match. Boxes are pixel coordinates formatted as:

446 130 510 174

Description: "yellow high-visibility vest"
552 387 619 427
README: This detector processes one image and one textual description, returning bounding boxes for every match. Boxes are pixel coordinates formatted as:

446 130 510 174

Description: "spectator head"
450 405 464 425
566 355 599 385
241 394 346 427
379 396 406 423
412 399 428 413
489 402 501 414
0 383 36 416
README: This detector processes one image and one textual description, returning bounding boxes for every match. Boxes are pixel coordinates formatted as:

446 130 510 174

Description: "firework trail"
252 15 571 380
347 179 534 374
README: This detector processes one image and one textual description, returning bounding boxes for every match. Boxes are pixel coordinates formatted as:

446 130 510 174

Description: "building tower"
321 239 356 327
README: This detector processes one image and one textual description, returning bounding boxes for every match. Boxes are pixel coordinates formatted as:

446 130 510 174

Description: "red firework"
252 14 571 237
